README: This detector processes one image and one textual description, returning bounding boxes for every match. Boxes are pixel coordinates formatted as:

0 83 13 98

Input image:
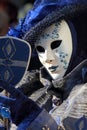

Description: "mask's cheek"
54 47 69 67
38 53 47 67
60 52 69 69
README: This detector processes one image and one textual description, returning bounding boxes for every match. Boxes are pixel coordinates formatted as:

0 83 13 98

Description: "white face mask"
35 20 73 80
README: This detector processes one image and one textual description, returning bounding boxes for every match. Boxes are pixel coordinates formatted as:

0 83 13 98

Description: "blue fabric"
7 0 87 38
75 116 87 130
0 80 42 126
0 126 5 130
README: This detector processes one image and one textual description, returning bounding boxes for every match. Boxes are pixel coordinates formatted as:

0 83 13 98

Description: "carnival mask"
35 20 73 80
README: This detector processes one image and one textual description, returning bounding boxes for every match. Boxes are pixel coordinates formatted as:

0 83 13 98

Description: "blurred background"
0 0 35 35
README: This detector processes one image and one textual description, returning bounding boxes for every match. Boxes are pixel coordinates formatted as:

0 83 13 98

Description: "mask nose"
45 49 55 63
45 59 53 63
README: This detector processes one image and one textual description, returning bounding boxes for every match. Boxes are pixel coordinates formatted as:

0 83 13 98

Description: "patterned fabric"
50 60 87 129
0 36 31 86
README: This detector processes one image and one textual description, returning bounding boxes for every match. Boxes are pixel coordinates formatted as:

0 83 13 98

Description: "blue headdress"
7 0 87 39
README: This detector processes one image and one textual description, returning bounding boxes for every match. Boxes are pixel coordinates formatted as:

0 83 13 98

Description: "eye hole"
51 40 62 49
36 46 45 53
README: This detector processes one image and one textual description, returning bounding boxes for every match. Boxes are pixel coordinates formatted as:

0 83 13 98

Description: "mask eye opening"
51 40 62 50
36 45 45 53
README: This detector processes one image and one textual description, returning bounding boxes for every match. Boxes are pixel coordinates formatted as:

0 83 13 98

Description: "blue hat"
8 0 87 40
22 0 87 44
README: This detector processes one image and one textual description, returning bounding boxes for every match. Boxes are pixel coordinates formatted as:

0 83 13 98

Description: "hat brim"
23 3 87 45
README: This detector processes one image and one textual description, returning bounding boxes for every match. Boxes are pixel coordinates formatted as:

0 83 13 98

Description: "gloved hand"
0 80 42 127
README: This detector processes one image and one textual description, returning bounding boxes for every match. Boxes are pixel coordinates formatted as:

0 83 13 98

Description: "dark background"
10 0 35 8
0 0 35 31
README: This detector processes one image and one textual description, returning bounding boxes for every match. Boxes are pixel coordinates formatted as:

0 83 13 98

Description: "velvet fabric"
7 0 87 39
0 80 42 128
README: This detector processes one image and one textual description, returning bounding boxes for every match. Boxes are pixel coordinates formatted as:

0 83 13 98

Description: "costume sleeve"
0 80 58 130
18 109 58 130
